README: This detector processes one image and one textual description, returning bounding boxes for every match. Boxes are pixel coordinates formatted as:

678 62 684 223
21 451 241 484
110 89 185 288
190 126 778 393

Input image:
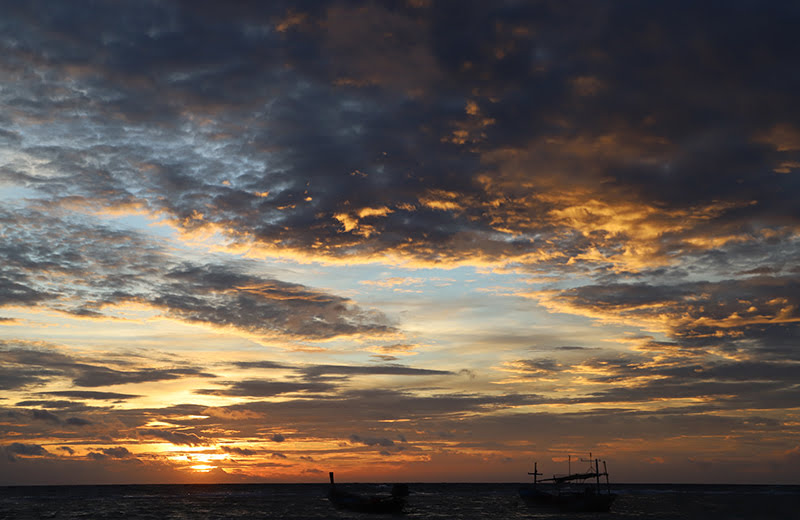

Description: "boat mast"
595 458 601 493
603 460 610 493
528 461 542 488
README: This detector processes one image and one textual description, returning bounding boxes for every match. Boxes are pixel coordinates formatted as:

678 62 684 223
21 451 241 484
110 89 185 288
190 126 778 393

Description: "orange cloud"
755 124 800 151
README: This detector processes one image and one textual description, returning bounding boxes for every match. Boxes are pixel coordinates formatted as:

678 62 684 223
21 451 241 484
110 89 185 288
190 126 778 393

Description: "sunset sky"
2 1 799 485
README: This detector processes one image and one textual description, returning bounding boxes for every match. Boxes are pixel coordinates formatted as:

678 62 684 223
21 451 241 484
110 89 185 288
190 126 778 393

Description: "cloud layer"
1 1 798 484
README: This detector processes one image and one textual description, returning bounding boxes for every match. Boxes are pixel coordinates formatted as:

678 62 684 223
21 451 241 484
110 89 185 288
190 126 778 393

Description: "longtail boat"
519 455 616 512
327 472 407 514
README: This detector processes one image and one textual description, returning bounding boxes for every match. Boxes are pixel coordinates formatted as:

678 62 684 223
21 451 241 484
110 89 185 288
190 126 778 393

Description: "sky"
1 0 799 485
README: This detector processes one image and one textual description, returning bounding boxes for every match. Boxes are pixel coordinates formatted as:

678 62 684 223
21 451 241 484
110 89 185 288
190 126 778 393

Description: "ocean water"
0 483 797 520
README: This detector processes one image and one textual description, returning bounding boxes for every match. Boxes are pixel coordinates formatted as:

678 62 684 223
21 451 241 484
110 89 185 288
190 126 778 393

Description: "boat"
327 472 407 514
519 455 616 512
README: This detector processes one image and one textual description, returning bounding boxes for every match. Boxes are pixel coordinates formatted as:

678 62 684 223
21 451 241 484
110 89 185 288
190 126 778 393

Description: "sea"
0 483 798 520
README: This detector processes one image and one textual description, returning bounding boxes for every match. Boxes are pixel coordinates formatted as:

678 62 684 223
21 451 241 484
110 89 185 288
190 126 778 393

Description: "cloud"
301 364 454 379
72 367 215 388
0 276 52 307
18 408 93 427
0 1 796 276
87 452 109 461
40 391 141 400
0 209 395 341
0 344 216 389
15 400 82 409
0 365 53 391
531 275 800 358
212 388 544 432
155 264 395 340
196 362 454 398
1 0 799 485
4 443 50 461
350 434 394 447
31 409 61 423
97 447 133 459
65 417 92 426
138 429 207 446
196 380 334 398
502 358 563 375
220 446 257 456
231 361 292 370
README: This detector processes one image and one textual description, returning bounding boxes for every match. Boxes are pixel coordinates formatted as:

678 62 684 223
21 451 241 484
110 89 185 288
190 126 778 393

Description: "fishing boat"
519 455 616 512
327 472 407 514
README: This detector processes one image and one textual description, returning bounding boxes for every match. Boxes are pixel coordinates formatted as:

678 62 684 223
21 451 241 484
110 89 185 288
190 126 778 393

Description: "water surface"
1 483 797 519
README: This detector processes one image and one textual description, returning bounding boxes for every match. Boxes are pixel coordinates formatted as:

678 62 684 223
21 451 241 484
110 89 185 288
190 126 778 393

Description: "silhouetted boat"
327 472 407 514
519 455 616 512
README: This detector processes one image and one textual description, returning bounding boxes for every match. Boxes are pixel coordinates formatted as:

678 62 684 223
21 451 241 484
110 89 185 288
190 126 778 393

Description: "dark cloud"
508 358 562 374
0 365 54 391
0 210 166 313
7 443 50 457
0 129 22 145
542 275 800 357
231 361 292 370
31 409 61 423
0 208 395 340
98 447 133 459
65 417 92 426
87 452 109 461
516 275 800 410
41 391 141 400
138 429 207 446
5 443 50 460
500 348 800 412
196 362 456 398
213 389 545 430
18 408 92 427
230 361 454 380
196 380 334 398
350 434 394 447
1 1 795 270
72 366 215 388
220 446 257 456
0 344 216 389
0 275 51 307
155 264 394 339
301 364 454 379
